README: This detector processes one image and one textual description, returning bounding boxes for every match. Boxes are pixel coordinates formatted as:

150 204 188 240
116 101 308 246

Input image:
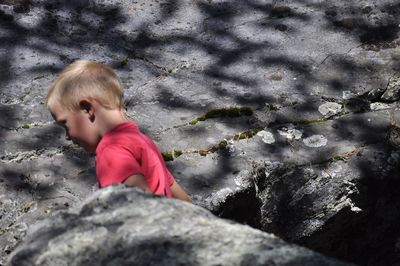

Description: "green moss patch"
33 75 45 80
233 128 263 140
218 140 228 149
174 150 183 157
162 152 173 161
265 103 280 111
297 118 327 125
331 155 346 161
204 106 253 118
120 56 129 66
162 125 266 160
194 150 209 156
189 119 198 125
189 106 253 125
162 150 183 161
22 202 34 213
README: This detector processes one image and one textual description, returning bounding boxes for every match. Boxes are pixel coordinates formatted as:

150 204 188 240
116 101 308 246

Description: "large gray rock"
7 186 351 266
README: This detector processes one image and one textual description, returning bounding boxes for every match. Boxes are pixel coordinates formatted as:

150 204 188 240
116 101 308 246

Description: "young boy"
46 60 192 202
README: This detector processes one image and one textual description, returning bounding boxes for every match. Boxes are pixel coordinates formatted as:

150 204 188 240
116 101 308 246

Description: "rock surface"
381 76 400 102
0 0 400 265
7 186 351 266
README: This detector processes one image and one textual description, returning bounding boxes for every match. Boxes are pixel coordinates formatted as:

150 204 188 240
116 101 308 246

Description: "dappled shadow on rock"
323 1 400 51
1 0 400 264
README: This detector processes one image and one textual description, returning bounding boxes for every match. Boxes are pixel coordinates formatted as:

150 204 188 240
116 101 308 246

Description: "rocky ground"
0 0 400 265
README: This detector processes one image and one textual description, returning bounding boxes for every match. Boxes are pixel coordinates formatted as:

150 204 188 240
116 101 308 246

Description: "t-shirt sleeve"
167 170 175 186
96 145 142 187
142 145 175 188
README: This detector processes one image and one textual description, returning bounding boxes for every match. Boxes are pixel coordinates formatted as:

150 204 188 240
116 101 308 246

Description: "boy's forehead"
49 104 68 122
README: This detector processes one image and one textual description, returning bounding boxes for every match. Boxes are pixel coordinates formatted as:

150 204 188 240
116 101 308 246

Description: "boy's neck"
95 104 129 137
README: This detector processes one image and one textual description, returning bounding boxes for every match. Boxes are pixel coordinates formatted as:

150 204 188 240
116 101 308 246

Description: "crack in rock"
0 145 82 163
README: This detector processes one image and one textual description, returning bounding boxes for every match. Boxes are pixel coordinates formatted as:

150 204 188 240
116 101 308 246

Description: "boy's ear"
79 99 95 121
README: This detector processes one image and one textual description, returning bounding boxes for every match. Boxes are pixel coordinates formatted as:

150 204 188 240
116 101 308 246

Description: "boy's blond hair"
46 60 124 111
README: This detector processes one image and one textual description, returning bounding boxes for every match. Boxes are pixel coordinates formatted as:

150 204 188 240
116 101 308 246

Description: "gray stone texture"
381 76 400 102
7 186 352 266
0 0 400 265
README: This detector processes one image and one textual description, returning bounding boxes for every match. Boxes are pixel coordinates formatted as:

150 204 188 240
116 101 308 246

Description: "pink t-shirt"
96 121 174 197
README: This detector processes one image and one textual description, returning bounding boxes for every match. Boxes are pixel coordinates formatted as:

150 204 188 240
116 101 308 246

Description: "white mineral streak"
234 170 251 188
278 128 302 140
331 196 363 213
227 139 235 153
257 130 275 144
331 162 343 172
350 205 362 212
205 188 234 210
264 161 283 177
370 102 391 111
318 102 342 116
303 135 328 147
342 90 356 100
14 222 28 232
321 161 343 178
206 137 216 144
302 219 324 236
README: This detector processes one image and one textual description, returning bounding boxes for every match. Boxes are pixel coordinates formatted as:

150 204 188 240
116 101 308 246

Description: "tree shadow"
322 1 400 50
1 0 400 264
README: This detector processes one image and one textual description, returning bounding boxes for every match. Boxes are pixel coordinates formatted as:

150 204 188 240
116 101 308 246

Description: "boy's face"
50 103 100 152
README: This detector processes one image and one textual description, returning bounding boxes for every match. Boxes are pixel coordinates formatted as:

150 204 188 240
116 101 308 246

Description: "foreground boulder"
8 186 351 266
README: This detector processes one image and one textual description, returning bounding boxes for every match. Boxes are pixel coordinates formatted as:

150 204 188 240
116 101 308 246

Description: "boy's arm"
170 181 192 203
123 175 192 203
123 174 151 193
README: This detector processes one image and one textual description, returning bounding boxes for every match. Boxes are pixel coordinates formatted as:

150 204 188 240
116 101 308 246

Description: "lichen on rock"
303 135 328 147
256 130 275 144
318 102 343 116
233 170 252 188
278 126 302 140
